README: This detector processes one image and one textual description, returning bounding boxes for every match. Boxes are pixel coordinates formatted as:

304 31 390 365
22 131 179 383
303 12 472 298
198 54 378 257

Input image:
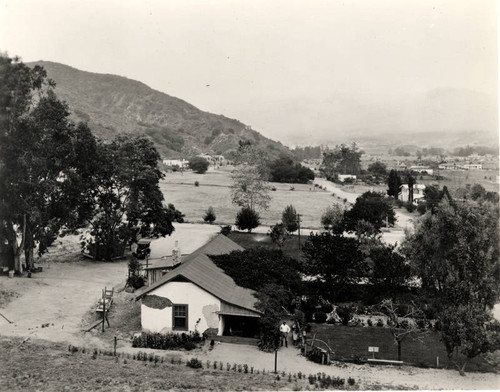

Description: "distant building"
461 164 482 170
338 174 357 183
438 163 456 170
399 184 426 204
409 166 434 175
163 159 189 168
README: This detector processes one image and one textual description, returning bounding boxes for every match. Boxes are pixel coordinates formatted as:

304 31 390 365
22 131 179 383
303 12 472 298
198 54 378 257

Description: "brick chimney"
172 240 181 264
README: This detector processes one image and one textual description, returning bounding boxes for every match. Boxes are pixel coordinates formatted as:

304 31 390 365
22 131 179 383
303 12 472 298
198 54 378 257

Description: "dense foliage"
321 143 363 180
235 207 261 232
0 55 100 271
211 247 302 293
386 170 402 199
344 191 396 231
82 135 177 260
188 156 209 174
302 232 367 300
132 331 203 350
203 206 216 224
269 157 314 183
402 199 500 374
281 205 299 232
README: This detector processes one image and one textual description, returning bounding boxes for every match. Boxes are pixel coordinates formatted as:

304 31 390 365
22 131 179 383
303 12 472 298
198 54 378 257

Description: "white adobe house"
399 184 426 204
162 159 189 168
135 235 261 337
461 163 483 170
338 174 356 182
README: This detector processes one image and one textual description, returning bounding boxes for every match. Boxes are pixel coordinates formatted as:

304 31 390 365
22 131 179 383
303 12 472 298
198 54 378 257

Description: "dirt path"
114 341 500 390
0 259 128 347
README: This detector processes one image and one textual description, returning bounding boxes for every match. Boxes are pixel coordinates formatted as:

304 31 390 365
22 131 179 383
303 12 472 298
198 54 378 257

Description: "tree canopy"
235 207 260 232
82 135 177 260
269 157 314 183
0 55 98 271
188 156 209 174
321 143 363 180
344 191 396 231
402 199 500 374
302 232 367 300
387 170 402 199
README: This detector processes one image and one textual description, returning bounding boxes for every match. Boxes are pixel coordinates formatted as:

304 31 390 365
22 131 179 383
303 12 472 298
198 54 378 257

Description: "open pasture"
419 169 499 193
160 168 338 229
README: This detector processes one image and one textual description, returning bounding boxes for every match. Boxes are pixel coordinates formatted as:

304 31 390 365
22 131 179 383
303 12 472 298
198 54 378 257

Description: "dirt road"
0 259 128 346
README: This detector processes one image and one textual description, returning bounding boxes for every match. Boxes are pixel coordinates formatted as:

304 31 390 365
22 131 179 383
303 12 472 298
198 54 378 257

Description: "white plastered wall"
141 281 221 334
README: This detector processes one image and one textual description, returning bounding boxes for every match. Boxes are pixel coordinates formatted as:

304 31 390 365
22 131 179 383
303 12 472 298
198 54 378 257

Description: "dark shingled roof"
135 234 261 316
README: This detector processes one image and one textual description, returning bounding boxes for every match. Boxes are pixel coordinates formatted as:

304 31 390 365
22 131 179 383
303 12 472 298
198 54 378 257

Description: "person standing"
292 323 299 346
279 321 290 348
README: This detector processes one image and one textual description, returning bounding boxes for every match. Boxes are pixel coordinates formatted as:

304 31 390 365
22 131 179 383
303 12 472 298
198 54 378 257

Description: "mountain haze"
28 61 290 158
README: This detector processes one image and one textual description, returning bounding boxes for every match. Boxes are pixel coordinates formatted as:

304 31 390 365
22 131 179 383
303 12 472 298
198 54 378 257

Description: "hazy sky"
0 0 497 144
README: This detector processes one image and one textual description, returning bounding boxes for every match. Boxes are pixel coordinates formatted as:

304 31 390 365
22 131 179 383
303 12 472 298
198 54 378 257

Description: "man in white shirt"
279 321 290 348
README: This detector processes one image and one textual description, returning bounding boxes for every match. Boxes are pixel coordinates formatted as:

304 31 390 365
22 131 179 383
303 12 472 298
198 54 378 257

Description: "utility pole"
297 213 302 250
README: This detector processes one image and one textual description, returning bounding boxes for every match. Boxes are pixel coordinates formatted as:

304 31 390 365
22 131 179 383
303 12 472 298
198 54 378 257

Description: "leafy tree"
369 244 412 295
268 223 289 249
470 184 486 200
402 199 500 374
211 247 302 294
321 143 363 180
230 143 272 211
344 191 396 231
320 204 344 233
302 232 367 300
269 157 314 183
387 170 402 199
235 207 260 232
188 156 209 174
83 135 177 260
0 55 96 271
368 161 387 177
441 305 500 375
255 283 291 352
231 164 271 211
282 205 298 232
203 206 216 224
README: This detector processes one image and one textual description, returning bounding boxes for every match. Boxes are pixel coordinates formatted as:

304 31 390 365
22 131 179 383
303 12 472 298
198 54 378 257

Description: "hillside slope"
28 61 289 158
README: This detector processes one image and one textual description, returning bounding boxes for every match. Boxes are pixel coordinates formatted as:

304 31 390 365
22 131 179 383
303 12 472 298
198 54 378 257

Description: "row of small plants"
131 331 204 351
67 344 357 389
308 373 356 389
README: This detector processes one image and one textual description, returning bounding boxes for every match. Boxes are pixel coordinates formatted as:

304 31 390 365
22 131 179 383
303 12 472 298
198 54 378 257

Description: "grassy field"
419 169 499 193
310 324 494 373
160 167 338 229
0 337 312 391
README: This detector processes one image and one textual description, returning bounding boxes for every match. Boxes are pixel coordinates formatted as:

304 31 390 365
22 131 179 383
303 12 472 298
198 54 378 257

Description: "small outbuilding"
135 234 262 338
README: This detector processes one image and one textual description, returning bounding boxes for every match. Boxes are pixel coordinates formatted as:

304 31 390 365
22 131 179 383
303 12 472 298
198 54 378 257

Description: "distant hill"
27 61 290 158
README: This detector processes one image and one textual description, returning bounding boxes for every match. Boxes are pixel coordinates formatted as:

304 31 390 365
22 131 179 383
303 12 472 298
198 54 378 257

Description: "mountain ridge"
27 60 290 158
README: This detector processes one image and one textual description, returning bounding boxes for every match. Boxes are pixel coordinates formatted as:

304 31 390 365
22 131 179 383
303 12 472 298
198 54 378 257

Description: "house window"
173 304 188 330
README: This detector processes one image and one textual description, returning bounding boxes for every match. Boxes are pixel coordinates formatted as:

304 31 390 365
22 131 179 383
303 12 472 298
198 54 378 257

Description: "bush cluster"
186 358 203 369
308 373 346 388
132 331 203 350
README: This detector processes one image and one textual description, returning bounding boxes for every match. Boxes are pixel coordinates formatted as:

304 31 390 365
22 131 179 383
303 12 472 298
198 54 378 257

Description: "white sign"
368 346 379 353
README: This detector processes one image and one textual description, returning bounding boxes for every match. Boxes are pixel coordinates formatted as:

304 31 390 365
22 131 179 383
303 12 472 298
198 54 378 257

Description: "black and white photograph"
0 0 499 390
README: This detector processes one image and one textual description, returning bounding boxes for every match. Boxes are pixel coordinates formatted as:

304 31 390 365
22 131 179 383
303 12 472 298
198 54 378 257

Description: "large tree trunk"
24 221 35 270
397 340 402 361
6 217 25 273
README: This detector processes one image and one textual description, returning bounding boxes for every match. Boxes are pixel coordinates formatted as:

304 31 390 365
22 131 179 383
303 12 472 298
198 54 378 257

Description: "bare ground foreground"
0 233 499 390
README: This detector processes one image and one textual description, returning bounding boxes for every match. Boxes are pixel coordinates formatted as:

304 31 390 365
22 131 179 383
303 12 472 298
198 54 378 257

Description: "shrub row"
132 331 204 350
67 344 357 387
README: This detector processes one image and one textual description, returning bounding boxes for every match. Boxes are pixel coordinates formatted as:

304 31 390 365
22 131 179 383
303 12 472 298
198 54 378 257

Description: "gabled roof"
135 234 261 316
